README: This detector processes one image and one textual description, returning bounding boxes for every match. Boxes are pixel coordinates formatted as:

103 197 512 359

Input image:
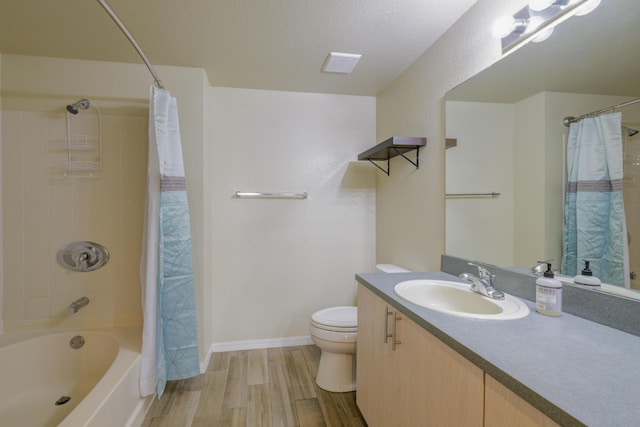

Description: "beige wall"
375 0 527 271
207 87 376 345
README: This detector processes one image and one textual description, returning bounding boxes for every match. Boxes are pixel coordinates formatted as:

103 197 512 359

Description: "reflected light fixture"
493 0 602 54
575 0 601 16
491 15 528 39
529 0 571 11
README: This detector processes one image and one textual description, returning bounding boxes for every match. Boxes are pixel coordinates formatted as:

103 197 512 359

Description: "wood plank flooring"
142 345 367 427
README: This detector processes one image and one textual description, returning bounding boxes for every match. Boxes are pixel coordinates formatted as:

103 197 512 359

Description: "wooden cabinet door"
357 284 484 426
396 315 484 426
485 375 560 427
356 284 388 426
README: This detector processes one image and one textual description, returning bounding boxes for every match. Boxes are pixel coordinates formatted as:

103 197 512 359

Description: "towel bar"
234 191 308 199
445 192 501 198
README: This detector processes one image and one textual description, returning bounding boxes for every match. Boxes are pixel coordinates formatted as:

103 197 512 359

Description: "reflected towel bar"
446 192 501 198
234 191 308 199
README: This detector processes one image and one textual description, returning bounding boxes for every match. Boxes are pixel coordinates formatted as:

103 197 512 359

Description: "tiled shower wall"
1 109 146 329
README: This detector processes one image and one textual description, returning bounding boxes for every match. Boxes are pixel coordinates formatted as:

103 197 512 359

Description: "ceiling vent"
322 52 362 74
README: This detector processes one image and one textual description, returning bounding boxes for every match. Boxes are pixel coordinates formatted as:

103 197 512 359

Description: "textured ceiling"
0 0 478 96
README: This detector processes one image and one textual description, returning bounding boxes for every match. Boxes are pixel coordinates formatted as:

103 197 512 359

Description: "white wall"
207 87 376 344
446 101 515 266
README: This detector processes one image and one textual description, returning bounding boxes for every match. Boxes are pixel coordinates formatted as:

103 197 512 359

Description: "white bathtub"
0 327 152 427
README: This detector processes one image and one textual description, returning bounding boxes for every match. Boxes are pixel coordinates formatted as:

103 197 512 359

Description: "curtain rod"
95 0 165 89
563 97 640 127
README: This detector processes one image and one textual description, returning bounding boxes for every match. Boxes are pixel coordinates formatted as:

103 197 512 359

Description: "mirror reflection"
445 0 640 293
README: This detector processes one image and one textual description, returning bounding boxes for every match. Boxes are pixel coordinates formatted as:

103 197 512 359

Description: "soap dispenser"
574 260 601 289
536 262 562 316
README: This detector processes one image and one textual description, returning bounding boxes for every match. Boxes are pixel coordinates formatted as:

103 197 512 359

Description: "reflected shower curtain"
140 86 200 398
561 112 630 287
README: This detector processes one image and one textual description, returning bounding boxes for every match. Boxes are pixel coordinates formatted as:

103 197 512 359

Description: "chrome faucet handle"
467 262 494 281
462 263 504 300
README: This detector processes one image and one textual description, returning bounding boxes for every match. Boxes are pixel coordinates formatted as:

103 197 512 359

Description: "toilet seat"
311 306 357 332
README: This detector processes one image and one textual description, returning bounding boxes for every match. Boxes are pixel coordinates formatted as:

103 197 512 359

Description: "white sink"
393 279 530 320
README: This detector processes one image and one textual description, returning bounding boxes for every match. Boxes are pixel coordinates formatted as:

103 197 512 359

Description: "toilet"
310 306 358 392
309 264 410 393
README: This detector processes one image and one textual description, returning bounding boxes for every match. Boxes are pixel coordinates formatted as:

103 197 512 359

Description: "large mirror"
445 0 640 297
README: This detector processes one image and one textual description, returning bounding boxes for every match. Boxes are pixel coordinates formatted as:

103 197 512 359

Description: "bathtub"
0 327 152 427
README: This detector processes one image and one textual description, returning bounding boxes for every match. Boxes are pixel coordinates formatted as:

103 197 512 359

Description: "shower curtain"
140 86 200 398
561 112 630 288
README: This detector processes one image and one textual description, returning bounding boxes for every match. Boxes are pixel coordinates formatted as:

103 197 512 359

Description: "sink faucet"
69 296 90 314
531 259 553 276
459 262 505 300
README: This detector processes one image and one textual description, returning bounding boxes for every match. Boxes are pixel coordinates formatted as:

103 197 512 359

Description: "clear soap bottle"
536 262 562 316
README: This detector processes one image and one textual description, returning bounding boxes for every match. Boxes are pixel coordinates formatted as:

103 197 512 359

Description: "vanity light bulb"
527 16 545 32
530 0 573 11
529 0 556 11
532 26 554 42
492 15 516 38
574 0 601 16
491 15 528 38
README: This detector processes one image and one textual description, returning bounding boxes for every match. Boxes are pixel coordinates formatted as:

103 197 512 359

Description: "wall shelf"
358 136 427 175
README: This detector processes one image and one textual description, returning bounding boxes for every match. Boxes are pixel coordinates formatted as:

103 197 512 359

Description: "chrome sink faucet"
459 262 505 300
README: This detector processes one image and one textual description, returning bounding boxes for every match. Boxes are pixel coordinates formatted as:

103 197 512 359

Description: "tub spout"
69 297 90 314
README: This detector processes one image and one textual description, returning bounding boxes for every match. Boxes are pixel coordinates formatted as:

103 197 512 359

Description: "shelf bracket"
392 146 420 169
367 158 391 176
357 137 426 176
365 147 421 176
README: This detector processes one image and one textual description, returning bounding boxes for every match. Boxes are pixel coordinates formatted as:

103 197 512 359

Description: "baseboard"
200 335 314 373
126 395 154 427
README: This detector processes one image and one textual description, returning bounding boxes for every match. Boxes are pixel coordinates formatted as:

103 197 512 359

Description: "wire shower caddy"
65 104 102 178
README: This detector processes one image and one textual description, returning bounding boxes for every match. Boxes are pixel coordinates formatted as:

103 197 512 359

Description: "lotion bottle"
536 262 562 316
574 260 601 289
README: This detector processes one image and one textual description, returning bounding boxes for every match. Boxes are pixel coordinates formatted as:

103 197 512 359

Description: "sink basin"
393 280 530 320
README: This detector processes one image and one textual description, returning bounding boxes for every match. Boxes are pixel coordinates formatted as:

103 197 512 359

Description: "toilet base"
315 351 356 392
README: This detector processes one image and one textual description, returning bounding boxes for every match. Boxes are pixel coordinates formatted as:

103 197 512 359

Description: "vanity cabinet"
485 376 560 427
356 284 484 426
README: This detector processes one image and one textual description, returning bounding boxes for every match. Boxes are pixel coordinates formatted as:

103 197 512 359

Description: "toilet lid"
311 306 357 328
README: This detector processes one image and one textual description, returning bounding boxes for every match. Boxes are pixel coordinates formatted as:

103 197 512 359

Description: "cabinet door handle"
392 314 402 351
384 306 393 343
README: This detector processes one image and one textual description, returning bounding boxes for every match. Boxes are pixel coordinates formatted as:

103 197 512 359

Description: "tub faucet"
69 297 90 314
459 262 505 300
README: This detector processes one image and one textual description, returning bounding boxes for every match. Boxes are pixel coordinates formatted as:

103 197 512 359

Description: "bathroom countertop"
356 271 640 427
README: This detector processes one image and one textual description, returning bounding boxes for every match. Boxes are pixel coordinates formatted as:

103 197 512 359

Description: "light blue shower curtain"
561 112 629 287
140 86 200 398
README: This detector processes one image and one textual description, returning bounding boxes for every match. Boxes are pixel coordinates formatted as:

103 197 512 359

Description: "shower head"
624 126 640 137
66 99 91 114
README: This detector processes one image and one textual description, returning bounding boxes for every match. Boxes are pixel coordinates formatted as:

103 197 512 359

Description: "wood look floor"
142 345 367 427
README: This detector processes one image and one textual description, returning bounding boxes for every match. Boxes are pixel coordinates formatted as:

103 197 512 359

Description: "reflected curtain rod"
563 97 640 127
95 0 165 89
